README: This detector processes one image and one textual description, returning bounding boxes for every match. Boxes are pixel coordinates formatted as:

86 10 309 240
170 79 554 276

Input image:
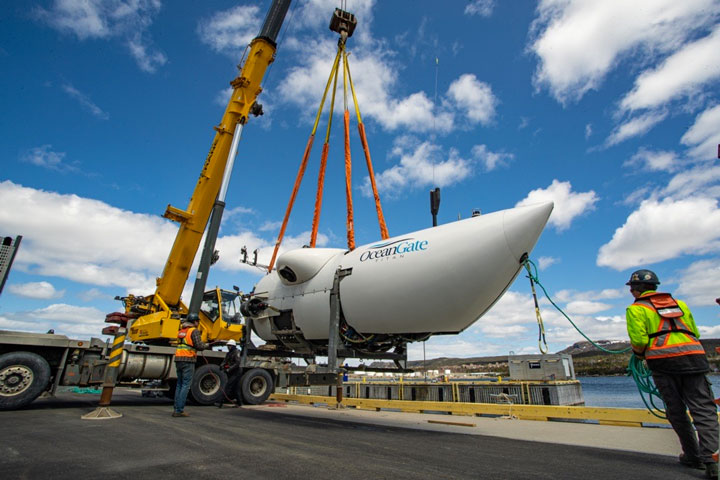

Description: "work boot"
706 462 719 479
679 454 704 469
171 411 189 417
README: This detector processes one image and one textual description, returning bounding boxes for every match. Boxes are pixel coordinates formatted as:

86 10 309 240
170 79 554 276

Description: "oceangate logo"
359 237 428 262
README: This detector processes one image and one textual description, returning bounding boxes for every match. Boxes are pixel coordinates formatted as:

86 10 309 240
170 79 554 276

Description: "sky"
2 0 720 362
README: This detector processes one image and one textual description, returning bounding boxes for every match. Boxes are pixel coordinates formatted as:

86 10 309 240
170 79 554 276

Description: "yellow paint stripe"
269 393 687 427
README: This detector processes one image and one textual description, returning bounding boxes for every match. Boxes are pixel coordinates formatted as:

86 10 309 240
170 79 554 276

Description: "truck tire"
238 368 274 405
190 364 227 405
0 351 51 411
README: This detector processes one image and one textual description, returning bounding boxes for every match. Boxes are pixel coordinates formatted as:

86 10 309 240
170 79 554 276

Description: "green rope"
522 258 666 419
628 355 667 419
522 258 629 354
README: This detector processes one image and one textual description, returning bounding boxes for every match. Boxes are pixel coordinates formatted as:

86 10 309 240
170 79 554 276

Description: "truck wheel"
0 351 51 411
190 364 227 405
238 368 274 405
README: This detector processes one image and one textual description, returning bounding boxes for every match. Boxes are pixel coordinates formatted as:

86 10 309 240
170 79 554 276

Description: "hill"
371 339 720 376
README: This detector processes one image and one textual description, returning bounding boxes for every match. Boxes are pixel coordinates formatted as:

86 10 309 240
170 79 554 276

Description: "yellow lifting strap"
524 261 549 354
267 31 390 271
267 49 341 272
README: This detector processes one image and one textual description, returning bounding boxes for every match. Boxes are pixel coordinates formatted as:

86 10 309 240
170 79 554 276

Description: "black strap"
648 329 696 339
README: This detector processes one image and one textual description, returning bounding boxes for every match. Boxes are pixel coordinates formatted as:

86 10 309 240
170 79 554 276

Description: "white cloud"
597 197 720 270
584 123 592 139
0 181 173 292
35 0 165 72
259 221 282 232
479 324 528 337
407 337 505 360
620 25 720 112
471 144 513 171
554 288 625 303
605 111 667 146
564 300 612 316
624 148 678 172
675 258 720 307
0 181 334 299
197 5 260 55
0 304 108 338
529 0 719 104
21 145 77 173
8 281 65 300
277 29 497 135
78 288 108 302
363 139 473 197
278 46 456 134
474 291 558 329
681 104 720 159
537 256 559 270
446 74 497 125
663 165 720 199
61 84 110 119
516 180 598 231
698 325 720 337
465 0 495 17
127 33 167 73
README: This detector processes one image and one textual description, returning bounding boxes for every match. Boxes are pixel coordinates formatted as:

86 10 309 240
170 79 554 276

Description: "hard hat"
226 339 237 347
626 269 660 286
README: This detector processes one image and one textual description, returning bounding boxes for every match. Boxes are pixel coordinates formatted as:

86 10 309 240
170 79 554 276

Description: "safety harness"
632 292 705 359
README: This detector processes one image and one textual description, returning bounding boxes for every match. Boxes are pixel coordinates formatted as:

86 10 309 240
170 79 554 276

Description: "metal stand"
82 327 126 420
328 267 352 408
328 267 352 372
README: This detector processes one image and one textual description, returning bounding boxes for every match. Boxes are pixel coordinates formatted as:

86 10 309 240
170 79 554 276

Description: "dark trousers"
653 372 719 463
174 361 195 413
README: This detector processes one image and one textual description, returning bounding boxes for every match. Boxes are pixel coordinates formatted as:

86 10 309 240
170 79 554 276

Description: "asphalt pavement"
0 391 705 480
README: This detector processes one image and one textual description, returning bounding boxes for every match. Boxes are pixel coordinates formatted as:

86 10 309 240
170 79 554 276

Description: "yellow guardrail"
269 393 671 428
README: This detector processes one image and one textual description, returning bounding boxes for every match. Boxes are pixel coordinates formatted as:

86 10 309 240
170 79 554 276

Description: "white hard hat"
226 339 237 347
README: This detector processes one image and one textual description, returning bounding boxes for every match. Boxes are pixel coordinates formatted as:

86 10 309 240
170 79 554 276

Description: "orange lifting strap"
267 35 388 272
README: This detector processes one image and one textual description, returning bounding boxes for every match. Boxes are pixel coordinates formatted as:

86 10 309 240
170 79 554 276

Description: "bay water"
579 374 720 408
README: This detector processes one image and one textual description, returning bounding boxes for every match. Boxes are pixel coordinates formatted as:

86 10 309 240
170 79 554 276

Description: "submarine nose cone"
503 201 554 262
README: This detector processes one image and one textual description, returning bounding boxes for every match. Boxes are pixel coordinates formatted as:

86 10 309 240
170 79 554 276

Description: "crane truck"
0 0 299 411
0 3 405 412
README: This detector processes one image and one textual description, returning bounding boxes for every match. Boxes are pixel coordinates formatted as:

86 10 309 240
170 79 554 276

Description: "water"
579 374 720 408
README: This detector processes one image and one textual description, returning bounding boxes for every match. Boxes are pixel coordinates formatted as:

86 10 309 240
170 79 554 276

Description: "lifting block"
81 406 123 420
329 8 356 37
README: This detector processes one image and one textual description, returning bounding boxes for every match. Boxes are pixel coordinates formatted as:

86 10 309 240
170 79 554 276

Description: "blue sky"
2 0 720 361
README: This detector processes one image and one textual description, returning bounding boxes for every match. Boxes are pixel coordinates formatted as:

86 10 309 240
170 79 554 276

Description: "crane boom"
124 0 291 344
158 0 290 305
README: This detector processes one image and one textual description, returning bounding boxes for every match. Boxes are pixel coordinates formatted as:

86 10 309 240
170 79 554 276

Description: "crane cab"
126 287 244 345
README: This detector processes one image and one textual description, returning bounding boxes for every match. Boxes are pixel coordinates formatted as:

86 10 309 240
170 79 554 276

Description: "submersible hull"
248 202 553 342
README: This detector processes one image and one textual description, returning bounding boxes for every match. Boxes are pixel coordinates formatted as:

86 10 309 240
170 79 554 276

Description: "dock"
0 389 704 480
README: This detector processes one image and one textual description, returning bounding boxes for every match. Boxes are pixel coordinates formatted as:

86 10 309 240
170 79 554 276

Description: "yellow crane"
119 0 292 345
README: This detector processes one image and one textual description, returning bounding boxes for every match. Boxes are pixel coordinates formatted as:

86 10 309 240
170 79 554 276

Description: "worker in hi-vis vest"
172 318 209 417
625 269 719 479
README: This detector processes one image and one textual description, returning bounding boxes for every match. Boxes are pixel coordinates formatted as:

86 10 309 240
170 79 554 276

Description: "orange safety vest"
632 292 705 360
175 327 197 359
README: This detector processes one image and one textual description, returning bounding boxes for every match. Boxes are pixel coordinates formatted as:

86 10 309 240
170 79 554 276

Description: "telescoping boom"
121 0 292 345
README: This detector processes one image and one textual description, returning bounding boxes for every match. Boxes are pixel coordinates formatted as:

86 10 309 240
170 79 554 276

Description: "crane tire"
0 351 51 411
238 368 274 405
190 364 227 405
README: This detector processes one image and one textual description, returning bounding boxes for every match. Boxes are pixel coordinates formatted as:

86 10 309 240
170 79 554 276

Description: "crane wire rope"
522 257 666 419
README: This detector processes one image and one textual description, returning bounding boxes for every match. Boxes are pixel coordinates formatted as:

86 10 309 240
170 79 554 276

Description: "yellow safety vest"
629 292 705 360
